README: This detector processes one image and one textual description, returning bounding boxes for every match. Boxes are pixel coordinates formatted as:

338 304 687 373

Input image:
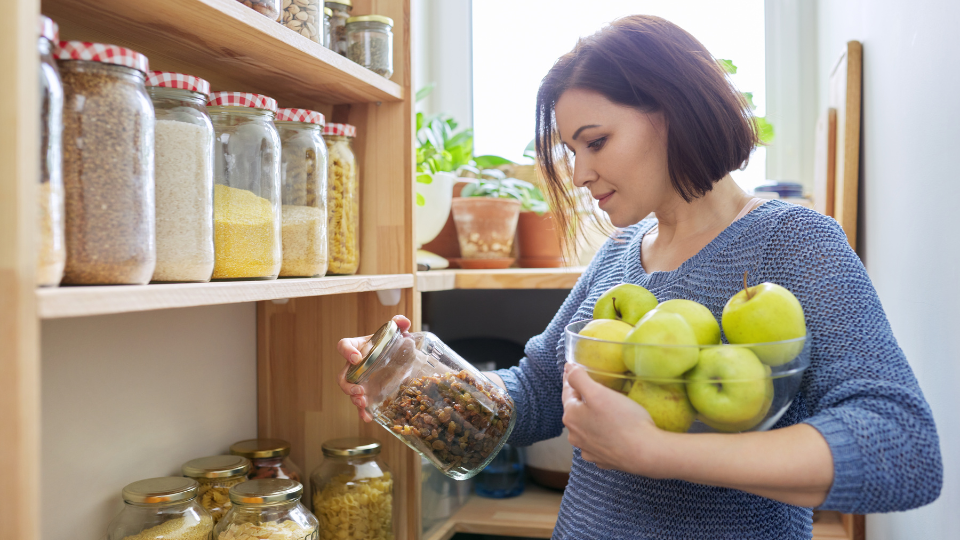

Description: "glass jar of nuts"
281 0 322 42
215 479 318 540
346 15 394 78
322 123 359 275
182 455 251 524
324 0 352 55
236 0 281 21
230 439 303 482
106 477 213 540
345 320 517 480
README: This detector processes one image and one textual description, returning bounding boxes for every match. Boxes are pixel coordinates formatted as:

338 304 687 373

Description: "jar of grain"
276 108 329 277
146 71 215 283
106 477 213 540
182 455 251 524
236 0 281 20
56 41 156 285
346 15 394 78
230 438 303 482
215 479 318 540
37 16 65 287
207 92 282 280
322 123 359 275
310 438 394 540
282 0 321 42
323 7 332 48
325 0 352 55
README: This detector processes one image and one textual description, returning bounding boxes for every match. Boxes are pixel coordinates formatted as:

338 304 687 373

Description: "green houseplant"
451 169 526 269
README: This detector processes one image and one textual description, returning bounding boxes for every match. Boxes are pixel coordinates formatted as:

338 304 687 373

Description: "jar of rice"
106 477 213 540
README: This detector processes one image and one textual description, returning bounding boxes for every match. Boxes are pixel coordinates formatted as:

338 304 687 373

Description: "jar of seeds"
281 0 321 43
324 0 352 55
106 477 213 540
37 16 65 287
56 41 156 285
146 71 215 283
236 0 281 20
346 15 394 78
276 108 329 278
322 8 332 48
182 455 251 524
322 123 359 275
207 92 283 281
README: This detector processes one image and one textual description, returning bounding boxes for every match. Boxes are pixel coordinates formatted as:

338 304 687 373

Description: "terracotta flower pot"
517 211 565 268
451 198 521 269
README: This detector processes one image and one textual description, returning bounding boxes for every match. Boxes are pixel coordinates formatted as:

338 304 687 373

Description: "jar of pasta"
106 477 213 540
322 123 359 275
277 108 328 277
230 439 302 482
214 479 318 540
324 0 352 55
37 16 64 287
182 455 251 524
310 437 393 540
207 92 282 280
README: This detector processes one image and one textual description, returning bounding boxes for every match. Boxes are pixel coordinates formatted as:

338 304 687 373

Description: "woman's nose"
571 157 597 188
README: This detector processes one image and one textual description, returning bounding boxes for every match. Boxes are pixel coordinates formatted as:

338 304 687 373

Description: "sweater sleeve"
757 208 943 513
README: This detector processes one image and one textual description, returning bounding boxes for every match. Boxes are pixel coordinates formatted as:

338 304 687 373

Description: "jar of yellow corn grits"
182 455 251 524
207 91 282 280
322 123 359 275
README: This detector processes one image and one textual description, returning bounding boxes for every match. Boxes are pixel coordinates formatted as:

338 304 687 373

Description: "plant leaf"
474 155 516 169
416 192 425 206
460 183 478 198
523 138 537 160
417 173 433 184
756 117 775 145
742 91 757 111
718 59 737 74
416 84 435 103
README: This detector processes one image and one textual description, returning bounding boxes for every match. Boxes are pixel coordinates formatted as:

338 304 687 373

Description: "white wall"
411 0 473 127
812 1 960 538
41 304 258 540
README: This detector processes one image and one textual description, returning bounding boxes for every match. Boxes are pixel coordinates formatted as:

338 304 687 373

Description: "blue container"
474 444 525 498
754 181 803 199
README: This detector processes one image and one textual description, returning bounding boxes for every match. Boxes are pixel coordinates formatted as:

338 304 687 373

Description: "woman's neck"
650 175 752 243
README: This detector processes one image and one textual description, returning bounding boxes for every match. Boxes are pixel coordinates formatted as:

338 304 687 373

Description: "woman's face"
555 88 671 227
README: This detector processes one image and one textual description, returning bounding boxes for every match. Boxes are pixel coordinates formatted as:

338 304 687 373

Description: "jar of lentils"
37 16 65 287
182 455 251 524
323 123 359 275
56 41 156 285
106 477 213 540
310 438 393 540
207 92 282 281
324 0 352 55
346 15 394 78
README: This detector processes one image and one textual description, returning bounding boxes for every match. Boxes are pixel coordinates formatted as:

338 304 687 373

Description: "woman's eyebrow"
572 124 601 141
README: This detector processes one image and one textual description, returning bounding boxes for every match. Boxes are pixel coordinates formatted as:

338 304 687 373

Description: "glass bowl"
564 320 810 433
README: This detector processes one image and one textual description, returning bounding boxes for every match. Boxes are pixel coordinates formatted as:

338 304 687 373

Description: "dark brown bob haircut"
536 15 760 244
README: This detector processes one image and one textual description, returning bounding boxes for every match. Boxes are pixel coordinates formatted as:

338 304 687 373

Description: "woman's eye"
587 137 606 151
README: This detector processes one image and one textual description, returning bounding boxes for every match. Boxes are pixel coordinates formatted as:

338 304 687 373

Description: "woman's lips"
596 191 614 207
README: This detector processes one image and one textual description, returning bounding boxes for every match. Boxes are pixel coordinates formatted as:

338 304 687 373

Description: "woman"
338 16 942 539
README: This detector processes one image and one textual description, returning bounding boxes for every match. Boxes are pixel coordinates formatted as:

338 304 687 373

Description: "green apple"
686 346 768 425
721 274 806 366
593 283 658 325
575 319 633 389
623 310 699 379
655 299 721 346
627 379 696 433
697 365 774 432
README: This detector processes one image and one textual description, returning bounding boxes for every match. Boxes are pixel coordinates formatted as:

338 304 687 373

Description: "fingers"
338 360 371 422
337 336 370 364
393 315 412 333
561 364 583 406
565 363 603 403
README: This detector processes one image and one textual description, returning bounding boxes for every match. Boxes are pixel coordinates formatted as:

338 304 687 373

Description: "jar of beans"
181 455 251 524
37 16 65 287
324 0 352 55
323 123 359 275
345 320 517 480
230 438 303 482
346 15 394 78
56 41 156 285
215 479 318 540
105 477 213 540
236 0 281 20
207 92 282 281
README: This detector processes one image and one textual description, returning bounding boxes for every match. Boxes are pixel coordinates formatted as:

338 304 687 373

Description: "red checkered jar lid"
146 71 211 95
323 123 356 137
276 108 325 126
39 16 58 44
206 92 278 113
56 41 149 73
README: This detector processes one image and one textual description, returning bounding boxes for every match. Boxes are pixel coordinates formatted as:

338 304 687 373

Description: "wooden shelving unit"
418 267 585 292
425 487 562 540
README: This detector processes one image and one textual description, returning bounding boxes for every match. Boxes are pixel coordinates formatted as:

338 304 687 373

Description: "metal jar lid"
345 320 398 384
122 477 199 505
325 0 352 7
324 7 333 17
230 439 292 459
229 479 302 505
182 455 251 479
322 437 382 458
346 15 394 28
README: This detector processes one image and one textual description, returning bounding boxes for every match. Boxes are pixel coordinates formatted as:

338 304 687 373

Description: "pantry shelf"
42 0 403 106
417 267 585 292
424 486 561 540
36 274 414 319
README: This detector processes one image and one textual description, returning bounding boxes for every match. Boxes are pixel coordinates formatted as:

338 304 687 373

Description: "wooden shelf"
42 0 403 105
37 274 414 319
417 267 585 292
424 486 562 540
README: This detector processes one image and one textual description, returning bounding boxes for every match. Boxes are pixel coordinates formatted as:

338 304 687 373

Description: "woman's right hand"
337 315 411 422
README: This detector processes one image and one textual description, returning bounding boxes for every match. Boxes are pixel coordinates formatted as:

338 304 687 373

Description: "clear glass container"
207 92 282 281
323 7 332 48
37 16 65 287
276 109 329 277
474 443 524 498
282 0 321 42
106 477 213 540
183 455 252 525
230 439 303 483
346 320 516 480
147 73 215 283
236 0 281 20
309 437 393 540
57 43 156 285
323 124 359 275
325 0 352 55
214 479 318 540
346 16 394 78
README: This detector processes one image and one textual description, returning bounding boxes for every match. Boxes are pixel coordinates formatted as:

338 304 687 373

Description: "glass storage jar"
182 455 252 524
214 479 318 540
281 0 321 42
37 16 65 287
325 0 352 55
147 71 216 283
276 108 329 277
346 15 394 78
56 41 156 285
323 8 332 48
106 477 213 540
236 0 281 20
309 437 393 540
230 439 302 482
207 92 282 281
322 123 359 275
346 320 517 480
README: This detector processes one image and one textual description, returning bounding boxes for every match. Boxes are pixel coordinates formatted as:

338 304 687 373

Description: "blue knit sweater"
496 201 942 539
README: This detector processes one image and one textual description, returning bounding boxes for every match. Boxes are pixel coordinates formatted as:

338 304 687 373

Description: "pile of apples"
575 273 806 433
